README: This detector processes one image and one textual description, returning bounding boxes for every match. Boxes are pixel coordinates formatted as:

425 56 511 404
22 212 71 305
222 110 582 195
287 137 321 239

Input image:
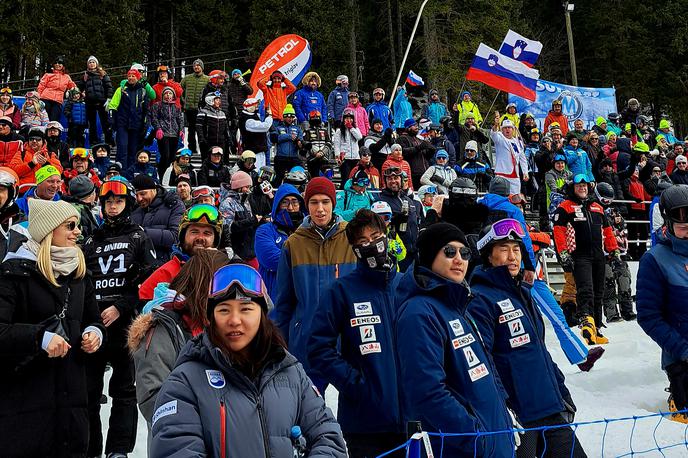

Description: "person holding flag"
491 112 529 194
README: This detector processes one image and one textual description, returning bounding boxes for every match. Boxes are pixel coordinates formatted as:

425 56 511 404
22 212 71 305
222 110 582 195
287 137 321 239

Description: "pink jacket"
37 71 76 104
346 103 370 136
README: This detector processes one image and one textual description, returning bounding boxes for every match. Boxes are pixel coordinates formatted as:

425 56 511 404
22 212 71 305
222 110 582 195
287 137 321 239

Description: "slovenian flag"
465 43 540 101
405 70 424 86
499 30 543 68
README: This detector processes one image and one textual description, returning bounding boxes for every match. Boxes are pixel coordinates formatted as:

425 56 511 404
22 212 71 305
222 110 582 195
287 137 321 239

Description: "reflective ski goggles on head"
209 264 266 301
157 65 169 72
187 204 220 224
383 167 402 177
443 244 472 261
476 218 526 250
70 147 91 159
192 186 214 199
99 180 129 198
353 177 370 187
177 148 192 157
0 87 11 94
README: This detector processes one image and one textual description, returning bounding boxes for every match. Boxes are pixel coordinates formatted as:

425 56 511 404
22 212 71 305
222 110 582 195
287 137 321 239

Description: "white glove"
508 408 523 448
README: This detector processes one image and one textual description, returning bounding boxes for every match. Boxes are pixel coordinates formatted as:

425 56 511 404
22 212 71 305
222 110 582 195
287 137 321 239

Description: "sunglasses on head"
443 244 472 261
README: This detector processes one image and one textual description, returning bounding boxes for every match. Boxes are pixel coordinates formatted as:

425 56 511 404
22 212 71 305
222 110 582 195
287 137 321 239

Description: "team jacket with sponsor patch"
151 334 347 458
395 265 515 457
553 197 618 256
270 216 357 376
83 220 157 315
308 261 403 434
469 265 570 424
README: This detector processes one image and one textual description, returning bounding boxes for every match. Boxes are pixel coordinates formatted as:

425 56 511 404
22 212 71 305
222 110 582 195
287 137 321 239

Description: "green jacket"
180 72 210 110
335 179 375 222
110 79 156 109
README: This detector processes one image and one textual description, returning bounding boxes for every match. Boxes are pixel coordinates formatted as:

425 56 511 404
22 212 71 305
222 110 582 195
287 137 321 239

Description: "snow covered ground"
99 263 688 457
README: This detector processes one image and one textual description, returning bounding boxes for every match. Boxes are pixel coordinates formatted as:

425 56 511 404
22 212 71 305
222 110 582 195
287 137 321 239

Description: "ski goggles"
353 177 370 187
186 204 220 224
70 148 91 160
476 218 526 250
99 180 129 198
0 87 11 94
177 148 192 157
419 185 438 195
443 244 472 261
209 264 266 301
258 168 275 181
157 65 169 73
383 167 403 177
191 186 214 199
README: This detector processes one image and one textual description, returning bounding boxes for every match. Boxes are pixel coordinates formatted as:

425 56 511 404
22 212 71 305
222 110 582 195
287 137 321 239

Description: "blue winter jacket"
64 100 87 126
637 233 688 369
563 145 594 182
270 122 303 159
16 187 61 215
393 88 413 129
308 262 403 434
293 87 328 124
395 265 515 457
478 193 536 271
254 184 305 298
469 266 570 424
327 86 349 123
93 156 112 179
270 215 357 377
366 101 394 130
335 179 375 222
422 101 449 125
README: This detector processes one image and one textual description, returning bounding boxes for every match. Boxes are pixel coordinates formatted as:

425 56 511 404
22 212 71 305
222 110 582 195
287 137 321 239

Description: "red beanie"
127 69 141 79
305 177 336 205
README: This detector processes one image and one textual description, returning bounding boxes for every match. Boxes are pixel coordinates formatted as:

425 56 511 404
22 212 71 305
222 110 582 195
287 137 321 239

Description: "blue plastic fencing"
378 410 688 458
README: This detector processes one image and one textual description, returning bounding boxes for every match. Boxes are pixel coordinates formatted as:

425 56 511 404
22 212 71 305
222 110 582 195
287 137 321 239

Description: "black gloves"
560 251 574 273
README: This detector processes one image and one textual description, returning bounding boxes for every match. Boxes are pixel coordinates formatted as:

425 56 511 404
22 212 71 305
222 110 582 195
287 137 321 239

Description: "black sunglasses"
64 221 78 231
443 245 472 261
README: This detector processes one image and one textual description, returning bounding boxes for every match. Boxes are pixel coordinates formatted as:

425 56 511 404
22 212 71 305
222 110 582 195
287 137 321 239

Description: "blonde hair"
36 232 86 287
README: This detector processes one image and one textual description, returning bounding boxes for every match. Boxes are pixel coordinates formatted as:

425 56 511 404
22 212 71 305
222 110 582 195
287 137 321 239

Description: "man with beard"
293 71 328 131
397 118 436 190
376 167 420 271
130 174 185 264
254 184 306 297
62 147 102 195
427 124 456 166
139 203 225 301
82 179 156 457
456 112 490 154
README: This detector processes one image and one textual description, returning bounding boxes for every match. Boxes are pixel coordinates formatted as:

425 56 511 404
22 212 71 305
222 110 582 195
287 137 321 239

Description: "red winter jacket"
139 255 184 301
152 80 184 108
61 168 102 195
0 104 22 129
543 111 569 136
9 144 63 186
0 138 22 167
257 76 296 121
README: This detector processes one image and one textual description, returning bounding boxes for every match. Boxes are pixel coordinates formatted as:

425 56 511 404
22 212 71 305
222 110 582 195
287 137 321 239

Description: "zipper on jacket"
220 399 227 458
256 400 271 458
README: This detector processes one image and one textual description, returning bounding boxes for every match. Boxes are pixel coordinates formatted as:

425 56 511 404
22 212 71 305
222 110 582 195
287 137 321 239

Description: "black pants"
86 319 138 455
572 253 606 324
274 155 303 185
185 108 199 153
627 208 648 260
372 152 387 173
42 99 63 121
157 136 178 179
517 413 587 458
86 101 113 144
68 124 86 147
344 432 407 458
339 159 359 189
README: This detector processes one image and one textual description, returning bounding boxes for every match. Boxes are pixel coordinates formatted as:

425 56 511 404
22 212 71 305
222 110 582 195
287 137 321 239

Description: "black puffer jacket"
78 69 113 103
0 247 103 458
131 188 185 263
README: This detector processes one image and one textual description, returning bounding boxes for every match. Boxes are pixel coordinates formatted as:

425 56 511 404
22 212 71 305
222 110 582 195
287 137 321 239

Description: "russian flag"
499 30 543 68
405 70 424 86
465 43 540 101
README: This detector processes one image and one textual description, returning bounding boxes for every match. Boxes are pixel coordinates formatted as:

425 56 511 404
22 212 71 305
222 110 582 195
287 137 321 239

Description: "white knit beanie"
28 199 80 243
87 55 99 66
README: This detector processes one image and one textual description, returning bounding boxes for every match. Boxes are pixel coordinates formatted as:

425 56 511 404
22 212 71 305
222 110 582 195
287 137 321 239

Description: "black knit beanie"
417 223 468 269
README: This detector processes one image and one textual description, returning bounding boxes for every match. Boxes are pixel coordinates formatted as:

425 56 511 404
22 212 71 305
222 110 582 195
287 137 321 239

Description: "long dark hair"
208 306 287 379
169 250 230 330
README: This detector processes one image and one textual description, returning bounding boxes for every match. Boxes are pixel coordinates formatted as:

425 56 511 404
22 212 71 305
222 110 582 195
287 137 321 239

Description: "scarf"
26 238 80 277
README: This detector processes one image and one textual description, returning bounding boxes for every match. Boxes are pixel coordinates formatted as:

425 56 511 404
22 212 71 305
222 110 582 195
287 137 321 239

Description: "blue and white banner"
508 79 618 131
499 30 543 68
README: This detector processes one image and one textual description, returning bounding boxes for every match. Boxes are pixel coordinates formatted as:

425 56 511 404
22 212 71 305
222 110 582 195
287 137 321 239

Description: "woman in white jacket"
334 107 363 188
420 149 457 195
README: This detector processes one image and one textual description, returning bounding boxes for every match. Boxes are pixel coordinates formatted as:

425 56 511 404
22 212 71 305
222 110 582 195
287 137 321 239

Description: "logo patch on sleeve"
468 363 489 382
448 319 465 336
354 302 373 316
359 342 382 355
360 325 377 342
498 309 524 323
206 370 226 389
497 299 515 313
509 333 531 348
508 319 525 337
152 400 177 426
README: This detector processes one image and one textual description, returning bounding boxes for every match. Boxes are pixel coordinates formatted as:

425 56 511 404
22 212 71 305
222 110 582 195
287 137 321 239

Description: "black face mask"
352 235 390 270
288 211 304 228
47 136 60 145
